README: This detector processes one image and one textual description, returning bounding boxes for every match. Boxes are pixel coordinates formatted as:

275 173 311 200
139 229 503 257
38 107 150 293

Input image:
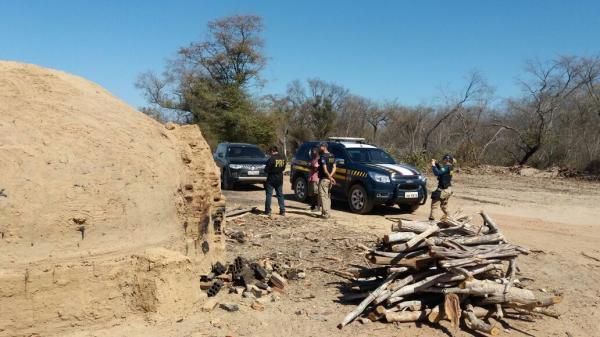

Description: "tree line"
136 15 600 173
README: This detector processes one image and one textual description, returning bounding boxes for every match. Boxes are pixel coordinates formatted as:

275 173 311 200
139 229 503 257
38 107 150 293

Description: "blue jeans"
265 183 285 214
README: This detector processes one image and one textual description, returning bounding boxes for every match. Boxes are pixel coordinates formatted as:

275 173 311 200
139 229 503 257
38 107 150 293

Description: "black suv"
214 143 268 189
290 138 427 214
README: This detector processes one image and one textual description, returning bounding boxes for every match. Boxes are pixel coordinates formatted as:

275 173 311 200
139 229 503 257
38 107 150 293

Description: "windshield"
346 148 396 164
228 146 265 158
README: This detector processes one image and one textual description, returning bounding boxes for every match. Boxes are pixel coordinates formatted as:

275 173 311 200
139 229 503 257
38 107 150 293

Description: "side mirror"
218 153 224 158
336 158 345 166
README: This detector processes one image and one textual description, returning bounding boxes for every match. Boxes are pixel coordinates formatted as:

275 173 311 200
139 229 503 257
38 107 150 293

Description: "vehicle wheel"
399 203 419 213
293 177 308 202
348 184 374 214
221 170 234 190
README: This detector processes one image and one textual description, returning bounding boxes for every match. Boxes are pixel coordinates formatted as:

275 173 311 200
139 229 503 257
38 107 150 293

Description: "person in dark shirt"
429 154 454 221
317 142 336 219
264 146 287 216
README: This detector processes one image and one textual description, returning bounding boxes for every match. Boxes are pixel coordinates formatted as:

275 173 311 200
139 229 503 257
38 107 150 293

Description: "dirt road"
67 172 600 337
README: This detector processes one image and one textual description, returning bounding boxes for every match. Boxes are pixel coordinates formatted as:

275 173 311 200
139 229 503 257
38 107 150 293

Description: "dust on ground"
72 172 600 337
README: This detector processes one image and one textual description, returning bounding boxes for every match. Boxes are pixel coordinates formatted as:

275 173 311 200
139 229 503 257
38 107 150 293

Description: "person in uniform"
317 142 336 219
429 154 454 221
264 146 287 216
308 146 320 212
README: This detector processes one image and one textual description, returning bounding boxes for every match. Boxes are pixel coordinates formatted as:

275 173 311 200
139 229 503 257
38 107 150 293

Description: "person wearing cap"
317 142 336 219
264 146 287 216
429 154 454 221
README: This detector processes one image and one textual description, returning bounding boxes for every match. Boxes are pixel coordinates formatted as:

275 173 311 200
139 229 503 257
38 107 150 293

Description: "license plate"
404 191 418 198
247 170 260 176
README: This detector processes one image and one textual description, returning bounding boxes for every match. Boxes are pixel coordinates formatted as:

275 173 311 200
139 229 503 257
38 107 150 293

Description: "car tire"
348 184 374 214
221 170 234 190
399 203 419 213
293 176 308 202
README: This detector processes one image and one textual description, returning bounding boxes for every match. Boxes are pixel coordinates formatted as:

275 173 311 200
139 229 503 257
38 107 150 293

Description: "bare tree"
423 71 490 154
495 56 600 165
365 103 391 140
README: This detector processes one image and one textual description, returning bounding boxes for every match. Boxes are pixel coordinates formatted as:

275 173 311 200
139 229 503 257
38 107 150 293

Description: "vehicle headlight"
257 164 266 169
370 172 391 183
229 164 242 169
418 175 427 182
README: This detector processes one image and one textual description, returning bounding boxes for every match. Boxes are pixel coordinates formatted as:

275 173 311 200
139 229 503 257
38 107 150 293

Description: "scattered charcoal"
206 280 224 297
219 303 240 312
200 272 215 282
255 280 269 290
212 262 227 276
284 268 304 281
251 263 268 280
229 230 246 243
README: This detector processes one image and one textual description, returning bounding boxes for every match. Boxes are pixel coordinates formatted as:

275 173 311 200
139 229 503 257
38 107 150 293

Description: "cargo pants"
318 178 332 218
429 187 452 220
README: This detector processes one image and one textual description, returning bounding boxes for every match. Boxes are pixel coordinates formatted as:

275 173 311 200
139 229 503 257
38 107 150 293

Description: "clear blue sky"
1 1 598 108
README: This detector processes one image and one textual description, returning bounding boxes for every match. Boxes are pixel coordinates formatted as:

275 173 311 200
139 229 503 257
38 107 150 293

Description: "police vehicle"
290 137 427 214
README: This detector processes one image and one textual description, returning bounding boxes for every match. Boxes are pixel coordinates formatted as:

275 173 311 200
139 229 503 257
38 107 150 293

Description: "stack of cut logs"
338 211 561 335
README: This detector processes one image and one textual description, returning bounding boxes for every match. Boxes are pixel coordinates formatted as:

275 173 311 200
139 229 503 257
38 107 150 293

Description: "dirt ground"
65 172 600 337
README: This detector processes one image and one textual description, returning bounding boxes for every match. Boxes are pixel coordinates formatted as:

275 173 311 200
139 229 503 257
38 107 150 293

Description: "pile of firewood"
338 211 561 335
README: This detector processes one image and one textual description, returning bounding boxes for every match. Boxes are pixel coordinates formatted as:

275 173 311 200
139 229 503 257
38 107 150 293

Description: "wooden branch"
480 210 502 235
225 207 257 217
460 279 537 305
338 271 400 329
463 303 500 336
391 220 438 233
384 232 417 244
391 226 439 253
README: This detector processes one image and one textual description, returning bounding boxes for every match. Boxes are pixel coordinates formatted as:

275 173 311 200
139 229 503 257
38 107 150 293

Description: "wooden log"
391 241 427 252
387 296 404 305
463 303 500 336
338 271 400 329
460 279 537 305
480 210 502 235
389 270 439 292
427 304 442 323
385 309 432 323
444 293 461 330
396 300 425 311
384 231 417 243
392 220 438 233
426 233 505 247
386 306 490 323
391 226 439 253
367 254 436 269
374 289 391 305
389 264 501 299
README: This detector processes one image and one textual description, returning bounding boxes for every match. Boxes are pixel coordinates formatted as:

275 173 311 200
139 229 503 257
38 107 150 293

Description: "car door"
329 143 348 199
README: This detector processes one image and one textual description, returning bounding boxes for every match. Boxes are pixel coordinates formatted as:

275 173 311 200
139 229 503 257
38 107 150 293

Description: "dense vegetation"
137 15 600 173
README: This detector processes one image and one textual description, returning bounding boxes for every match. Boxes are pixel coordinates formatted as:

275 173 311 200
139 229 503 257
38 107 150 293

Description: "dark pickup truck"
213 142 268 189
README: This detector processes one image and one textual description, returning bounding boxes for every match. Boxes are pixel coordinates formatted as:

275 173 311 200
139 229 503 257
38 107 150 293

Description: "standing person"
429 154 454 221
308 146 321 212
317 142 336 219
264 146 287 216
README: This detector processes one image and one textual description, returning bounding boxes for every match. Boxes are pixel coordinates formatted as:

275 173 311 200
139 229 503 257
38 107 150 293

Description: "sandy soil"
0 61 224 337
68 172 600 337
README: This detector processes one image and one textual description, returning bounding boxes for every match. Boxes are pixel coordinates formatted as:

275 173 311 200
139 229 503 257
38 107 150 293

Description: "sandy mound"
0 61 224 336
